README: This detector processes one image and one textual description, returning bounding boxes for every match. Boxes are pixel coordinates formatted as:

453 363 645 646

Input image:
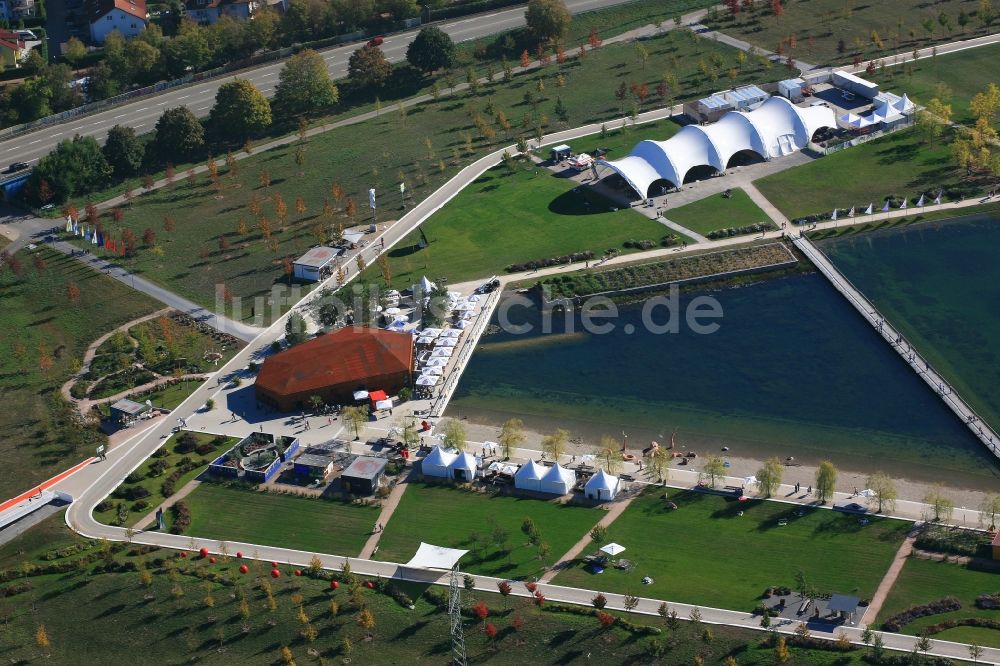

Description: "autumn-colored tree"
355 255 366 273
121 229 138 256
519 49 531 68
66 280 81 303
259 171 271 188
248 194 262 217
588 28 602 48
512 615 524 631
771 0 783 17
345 198 356 219
330 181 344 202
163 215 176 232
597 611 616 628
3 252 24 276
472 600 489 623
322 199 334 219
556 46 566 63
282 256 294 284
376 256 391 284
34 624 50 651
86 201 99 223
219 236 230 251
295 196 306 215
294 145 305 173
237 218 248 235
32 253 46 272
111 208 124 223
38 342 54 374
274 193 288 225
141 175 154 190
141 228 155 246
485 622 498 646
258 216 272 239
164 163 175 185
357 607 375 637
222 285 233 305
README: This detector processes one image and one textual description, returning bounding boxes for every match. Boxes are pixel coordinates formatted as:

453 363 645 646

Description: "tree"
273 49 339 119
31 135 112 204
915 98 951 141
525 0 571 43
969 643 984 663
154 107 205 161
348 43 392 89
916 634 932 655
701 455 726 488
970 82 1000 123
540 428 569 461
590 524 607 547
923 484 954 523
649 446 670 483
978 493 1000 530
209 79 272 141
443 419 467 451
407 26 455 74
472 600 489 623
34 624 50 651
623 593 639 614
66 280 82 301
497 580 512 607
143 228 157 246
596 435 621 474
814 460 837 503
341 405 368 440
866 471 897 513
64 37 87 67
756 456 783 497
981 0 996 33
775 635 790 663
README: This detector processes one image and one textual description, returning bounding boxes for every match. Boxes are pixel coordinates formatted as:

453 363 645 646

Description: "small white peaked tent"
421 446 456 478
448 451 478 482
539 463 576 495
514 459 545 491
413 276 436 295
585 470 620 501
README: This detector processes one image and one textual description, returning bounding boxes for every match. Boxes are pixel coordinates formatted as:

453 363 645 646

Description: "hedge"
882 597 961 632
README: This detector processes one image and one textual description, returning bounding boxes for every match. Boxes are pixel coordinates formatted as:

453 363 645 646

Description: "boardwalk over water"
794 236 1000 461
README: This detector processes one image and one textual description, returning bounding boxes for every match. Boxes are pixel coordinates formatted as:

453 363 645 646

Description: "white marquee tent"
513 459 545 491
405 543 468 570
421 446 456 478
598 96 837 198
447 452 478 482
539 463 576 495
584 470 621 501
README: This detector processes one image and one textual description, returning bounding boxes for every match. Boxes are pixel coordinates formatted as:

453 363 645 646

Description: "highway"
0 0 632 167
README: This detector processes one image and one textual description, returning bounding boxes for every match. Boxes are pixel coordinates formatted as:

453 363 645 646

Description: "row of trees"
27 50 338 205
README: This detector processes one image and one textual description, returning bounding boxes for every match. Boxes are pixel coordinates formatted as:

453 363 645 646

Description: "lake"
447 271 998 489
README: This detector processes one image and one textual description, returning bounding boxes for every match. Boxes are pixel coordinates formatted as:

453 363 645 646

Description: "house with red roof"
255 327 414 411
87 0 147 43
0 30 26 68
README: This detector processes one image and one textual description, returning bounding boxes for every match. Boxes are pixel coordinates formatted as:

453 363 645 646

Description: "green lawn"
377 482 603 581
373 159 679 289
753 128 980 221
871 42 1000 125
70 29 777 319
666 187 771 235
874 556 1000 647
183 482 379 557
0 514 877 665
0 248 159 499
553 488 911 611
704 0 985 67
95 430 238 527
134 379 201 410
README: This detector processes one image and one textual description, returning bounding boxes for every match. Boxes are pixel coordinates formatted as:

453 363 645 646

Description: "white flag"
881 201 890 213
368 188 376 209
899 199 907 210
933 191 942 205
65 216 72 233
91 230 98 245
847 207 855 217
399 182 405 194
864 203 873 215
831 209 838 221
916 194 925 207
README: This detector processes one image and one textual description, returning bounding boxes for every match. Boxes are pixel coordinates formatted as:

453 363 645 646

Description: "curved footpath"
18 100 992 665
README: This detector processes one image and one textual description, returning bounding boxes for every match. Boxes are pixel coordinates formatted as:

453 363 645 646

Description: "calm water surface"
448 271 998 489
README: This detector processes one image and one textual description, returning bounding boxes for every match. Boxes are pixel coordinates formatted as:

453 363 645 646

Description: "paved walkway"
358 474 412 559
863 532 917 626
742 182 793 227
539 493 638 583
689 22 817 73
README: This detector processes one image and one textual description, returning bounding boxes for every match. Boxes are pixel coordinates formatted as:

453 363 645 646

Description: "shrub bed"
542 603 661 636
882 596 962 632
705 222 775 239
923 617 1000 635
977 593 1000 610
915 525 991 558
506 251 595 273
170 500 191 534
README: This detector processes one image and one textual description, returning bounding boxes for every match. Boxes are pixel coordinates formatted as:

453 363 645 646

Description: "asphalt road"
0 0 633 167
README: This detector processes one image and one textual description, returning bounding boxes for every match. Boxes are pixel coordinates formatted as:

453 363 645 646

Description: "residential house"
87 0 147 43
0 0 35 22
183 0 284 24
0 32 25 69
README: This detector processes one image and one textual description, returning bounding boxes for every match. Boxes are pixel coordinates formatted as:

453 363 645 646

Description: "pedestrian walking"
807 485 812 494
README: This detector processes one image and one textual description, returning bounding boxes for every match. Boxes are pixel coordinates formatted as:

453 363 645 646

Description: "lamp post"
369 188 377 227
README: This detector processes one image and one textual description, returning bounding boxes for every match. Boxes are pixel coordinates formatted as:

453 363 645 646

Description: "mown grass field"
376 482 603 581
874 556 1000 648
754 128 978 220
0 248 158 498
704 0 986 67
553 488 911 610
666 187 770 235
871 41 1000 125
71 29 778 320
183 482 380 557
0 513 877 665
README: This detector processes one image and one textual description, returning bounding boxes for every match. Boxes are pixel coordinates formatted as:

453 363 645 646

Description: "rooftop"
110 398 147 415
342 456 387 480
294 246 342 269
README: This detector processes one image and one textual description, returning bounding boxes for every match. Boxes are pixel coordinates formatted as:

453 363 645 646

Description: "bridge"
794 235 1000 462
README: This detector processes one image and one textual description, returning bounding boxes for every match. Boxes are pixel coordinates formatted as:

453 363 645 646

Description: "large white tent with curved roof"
598 96 836 198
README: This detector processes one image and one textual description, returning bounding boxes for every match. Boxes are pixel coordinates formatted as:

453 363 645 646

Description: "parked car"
368 35 384 46
5 162 29 173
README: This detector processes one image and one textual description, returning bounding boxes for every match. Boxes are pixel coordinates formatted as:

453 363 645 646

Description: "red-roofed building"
0 31 26 68
87 0 147 43
256 327 413 411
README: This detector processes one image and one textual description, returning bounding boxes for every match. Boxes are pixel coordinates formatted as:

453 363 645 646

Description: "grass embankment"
871 41 1000 125
71 29 777 319
704 0 987 67
183 482 380 557
553 488 911 611
95 430 239 527
0 514 876 665
0 248 159 498
373 153 682 290
666 187 772 236
535 242 796 299
874 556 1000 648
754 128 983 221
376 482 602 581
